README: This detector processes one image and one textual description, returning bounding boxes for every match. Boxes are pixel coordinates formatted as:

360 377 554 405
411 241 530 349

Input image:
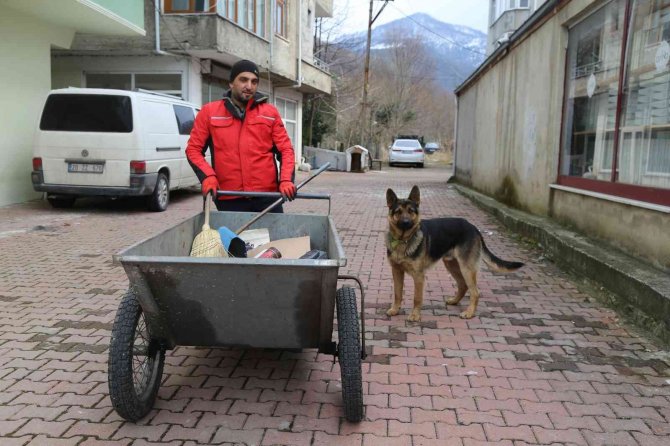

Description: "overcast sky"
333 0 490 35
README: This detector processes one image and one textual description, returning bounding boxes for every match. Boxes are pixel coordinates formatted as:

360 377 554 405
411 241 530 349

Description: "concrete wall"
51 55 196 100
0 8 74 206
456 0 670 269
551 188 670 268
457 11 565 214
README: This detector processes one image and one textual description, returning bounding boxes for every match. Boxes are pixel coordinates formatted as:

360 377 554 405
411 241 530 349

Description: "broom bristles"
190 227 227 257
190 196 228 257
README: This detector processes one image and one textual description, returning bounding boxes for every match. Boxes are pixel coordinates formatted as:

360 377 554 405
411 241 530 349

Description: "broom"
190 192 227 258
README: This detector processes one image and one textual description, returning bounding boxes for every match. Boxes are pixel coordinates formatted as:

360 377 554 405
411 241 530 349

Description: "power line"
387 3 486 57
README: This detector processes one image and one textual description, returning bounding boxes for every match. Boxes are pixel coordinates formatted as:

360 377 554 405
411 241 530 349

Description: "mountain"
338 13 487 91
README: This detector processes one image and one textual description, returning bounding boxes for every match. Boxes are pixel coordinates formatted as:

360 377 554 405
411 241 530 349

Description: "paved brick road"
1 166 668 445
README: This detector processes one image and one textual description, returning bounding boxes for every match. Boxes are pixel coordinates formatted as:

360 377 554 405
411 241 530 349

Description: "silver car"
389 139 425 167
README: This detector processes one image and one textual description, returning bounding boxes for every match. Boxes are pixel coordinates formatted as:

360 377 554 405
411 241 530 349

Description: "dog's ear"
386 188 398 208
408 185 420 206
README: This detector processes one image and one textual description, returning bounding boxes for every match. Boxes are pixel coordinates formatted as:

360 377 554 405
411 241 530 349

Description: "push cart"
108 193 366 422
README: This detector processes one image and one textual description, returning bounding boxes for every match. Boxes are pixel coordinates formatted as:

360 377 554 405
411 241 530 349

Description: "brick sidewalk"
0 166 668 445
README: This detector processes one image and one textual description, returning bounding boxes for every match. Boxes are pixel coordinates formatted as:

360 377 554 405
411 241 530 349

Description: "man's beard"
233 90 250 105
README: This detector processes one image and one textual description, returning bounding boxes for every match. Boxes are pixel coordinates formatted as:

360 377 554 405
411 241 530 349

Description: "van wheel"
47 196 76 208
147 173 169 212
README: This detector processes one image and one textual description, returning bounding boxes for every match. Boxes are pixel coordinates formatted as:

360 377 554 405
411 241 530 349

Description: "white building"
0 1 145 207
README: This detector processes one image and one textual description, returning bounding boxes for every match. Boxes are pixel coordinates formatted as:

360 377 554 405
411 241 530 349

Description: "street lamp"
361 0 393 159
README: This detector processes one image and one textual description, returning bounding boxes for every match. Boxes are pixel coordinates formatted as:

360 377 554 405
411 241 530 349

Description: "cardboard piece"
247 235 311 259
238 228 270 252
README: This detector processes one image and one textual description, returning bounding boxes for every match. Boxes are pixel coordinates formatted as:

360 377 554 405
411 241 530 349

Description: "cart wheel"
108 291 165 421
336 286 364 422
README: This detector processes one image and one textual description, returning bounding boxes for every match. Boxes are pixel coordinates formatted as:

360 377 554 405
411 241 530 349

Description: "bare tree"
315 4 457 157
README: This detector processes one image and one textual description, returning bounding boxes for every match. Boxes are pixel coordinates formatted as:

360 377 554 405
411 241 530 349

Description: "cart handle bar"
216 191 331 215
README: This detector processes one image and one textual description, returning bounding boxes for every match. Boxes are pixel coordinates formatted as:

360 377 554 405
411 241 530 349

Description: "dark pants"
214 196 284 213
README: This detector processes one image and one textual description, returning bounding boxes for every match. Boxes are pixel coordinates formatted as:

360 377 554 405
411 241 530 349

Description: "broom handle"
234 162 331 234
203 191 212 229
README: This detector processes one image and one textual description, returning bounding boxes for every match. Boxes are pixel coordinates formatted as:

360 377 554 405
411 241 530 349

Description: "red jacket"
186 93 295 199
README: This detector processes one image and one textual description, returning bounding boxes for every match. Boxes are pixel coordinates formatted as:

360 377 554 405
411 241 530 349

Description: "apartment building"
51 0 334 168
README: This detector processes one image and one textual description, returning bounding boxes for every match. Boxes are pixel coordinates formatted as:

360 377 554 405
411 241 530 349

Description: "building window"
275 97 297 146
86 73 183 98
560 0 670 205
202 77 227 104
276 0 287 37
165 0 215 13
218 0 266 38
494 0 531 21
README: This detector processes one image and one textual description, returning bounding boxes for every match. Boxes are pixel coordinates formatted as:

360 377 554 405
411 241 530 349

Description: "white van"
31 88 206 211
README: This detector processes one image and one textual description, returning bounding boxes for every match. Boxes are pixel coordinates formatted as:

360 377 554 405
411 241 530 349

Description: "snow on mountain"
337 13 487 91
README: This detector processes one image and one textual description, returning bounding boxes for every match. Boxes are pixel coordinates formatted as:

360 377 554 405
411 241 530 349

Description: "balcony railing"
312 56 331 73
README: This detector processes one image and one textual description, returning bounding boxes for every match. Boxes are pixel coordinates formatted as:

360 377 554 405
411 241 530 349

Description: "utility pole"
361 0 392 158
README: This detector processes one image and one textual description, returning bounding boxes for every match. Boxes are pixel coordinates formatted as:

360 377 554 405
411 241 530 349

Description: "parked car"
388 138 425 167
424 142 440 154
31 88 207 211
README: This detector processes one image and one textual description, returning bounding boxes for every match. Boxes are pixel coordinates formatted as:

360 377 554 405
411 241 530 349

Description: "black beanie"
230 60 259 82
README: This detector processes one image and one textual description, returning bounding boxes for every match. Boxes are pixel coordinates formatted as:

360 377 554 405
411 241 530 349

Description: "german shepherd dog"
386 185 524 321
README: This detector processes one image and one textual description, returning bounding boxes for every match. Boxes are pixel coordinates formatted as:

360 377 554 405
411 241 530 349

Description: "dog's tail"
480 236 524 272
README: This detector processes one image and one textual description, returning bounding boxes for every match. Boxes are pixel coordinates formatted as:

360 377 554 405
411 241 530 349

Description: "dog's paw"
459 309 475 319
386 307 399 317
445 297 460 306
407 312 421 322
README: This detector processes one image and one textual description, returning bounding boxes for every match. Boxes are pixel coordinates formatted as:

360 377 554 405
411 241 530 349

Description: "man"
186 59 297 212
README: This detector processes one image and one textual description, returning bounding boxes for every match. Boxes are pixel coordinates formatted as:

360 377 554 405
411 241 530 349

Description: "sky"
333 0 490 35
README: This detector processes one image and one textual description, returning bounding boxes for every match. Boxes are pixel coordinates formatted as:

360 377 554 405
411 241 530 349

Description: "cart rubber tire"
108 291 165 422
336 286 364 422
147 172 169 212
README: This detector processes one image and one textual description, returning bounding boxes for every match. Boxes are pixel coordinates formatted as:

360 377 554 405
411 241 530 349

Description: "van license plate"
68 163 104 173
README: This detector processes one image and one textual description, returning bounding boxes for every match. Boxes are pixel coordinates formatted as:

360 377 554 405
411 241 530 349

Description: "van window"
173 105 195 135
40 94 133 133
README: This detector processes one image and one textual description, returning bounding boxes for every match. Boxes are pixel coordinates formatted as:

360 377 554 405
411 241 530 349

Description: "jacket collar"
223 90 269 119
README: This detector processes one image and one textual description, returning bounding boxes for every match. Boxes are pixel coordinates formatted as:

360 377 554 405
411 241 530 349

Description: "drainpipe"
292 0 302 88
452 95 459 180
154 2 171 56
269 0 275 101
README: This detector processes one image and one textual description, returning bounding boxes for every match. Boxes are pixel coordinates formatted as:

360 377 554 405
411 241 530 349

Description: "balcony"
314 0 333 18
6 0 145 36
161 2 332 94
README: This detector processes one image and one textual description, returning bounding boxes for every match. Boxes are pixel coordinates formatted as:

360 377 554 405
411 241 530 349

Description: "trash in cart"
247 235 311 259
253 247 282 258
